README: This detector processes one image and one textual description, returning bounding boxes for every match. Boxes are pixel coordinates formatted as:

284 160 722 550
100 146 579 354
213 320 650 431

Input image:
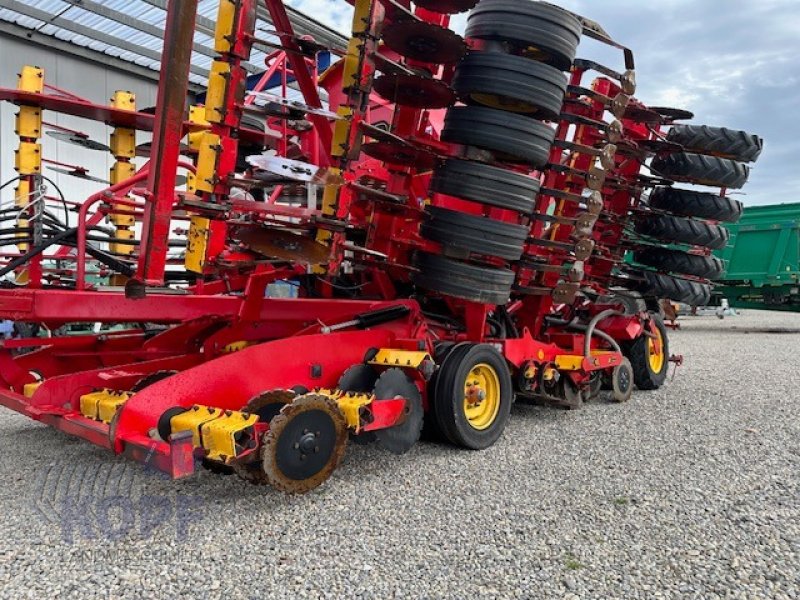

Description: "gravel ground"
0 309 798 599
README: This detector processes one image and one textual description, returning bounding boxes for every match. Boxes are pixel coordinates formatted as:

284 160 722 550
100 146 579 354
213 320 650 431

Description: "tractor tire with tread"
635 270 712 306
666 124 763 163
648 187 743 223
635 214 730 250
651 152 749 189
633 247 725 280
623 314 669 391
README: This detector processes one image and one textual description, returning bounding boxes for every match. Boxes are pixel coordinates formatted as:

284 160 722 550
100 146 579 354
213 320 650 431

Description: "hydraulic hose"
582 309 625 357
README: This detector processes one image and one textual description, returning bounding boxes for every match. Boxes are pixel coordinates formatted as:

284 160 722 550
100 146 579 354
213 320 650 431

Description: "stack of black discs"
413 0 582 305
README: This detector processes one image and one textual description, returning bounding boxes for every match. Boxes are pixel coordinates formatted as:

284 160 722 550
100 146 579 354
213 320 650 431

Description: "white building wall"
0 33 159 210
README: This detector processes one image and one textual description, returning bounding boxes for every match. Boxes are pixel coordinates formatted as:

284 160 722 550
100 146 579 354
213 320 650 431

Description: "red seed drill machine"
0 0 762 492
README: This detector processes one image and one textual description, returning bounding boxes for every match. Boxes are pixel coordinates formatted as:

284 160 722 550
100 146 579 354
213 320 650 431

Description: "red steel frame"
0 0 669 478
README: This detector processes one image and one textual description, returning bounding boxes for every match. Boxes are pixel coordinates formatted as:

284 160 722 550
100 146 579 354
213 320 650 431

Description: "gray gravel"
0 309 799 599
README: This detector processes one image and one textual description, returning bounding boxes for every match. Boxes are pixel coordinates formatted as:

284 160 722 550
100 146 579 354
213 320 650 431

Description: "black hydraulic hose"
0 227 79 278
0 177 21 193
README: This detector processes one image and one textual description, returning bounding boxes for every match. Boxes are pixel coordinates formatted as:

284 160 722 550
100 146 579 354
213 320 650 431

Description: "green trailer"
715 203 800 311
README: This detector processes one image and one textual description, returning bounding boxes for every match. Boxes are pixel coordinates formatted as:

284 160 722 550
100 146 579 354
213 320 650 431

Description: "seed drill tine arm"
133 0 199 291
264 0 333 165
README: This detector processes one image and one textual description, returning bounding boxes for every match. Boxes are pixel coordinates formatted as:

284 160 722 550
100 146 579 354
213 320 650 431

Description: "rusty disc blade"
260 394 348 494
238 228 330 265
374 73 456 108
362 141 437 169
382 21 467 64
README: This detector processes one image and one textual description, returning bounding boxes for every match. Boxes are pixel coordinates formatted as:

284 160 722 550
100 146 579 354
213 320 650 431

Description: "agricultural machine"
0 0 763 493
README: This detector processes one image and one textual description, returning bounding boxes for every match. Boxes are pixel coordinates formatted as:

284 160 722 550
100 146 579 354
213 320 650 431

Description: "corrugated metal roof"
0 0 347 88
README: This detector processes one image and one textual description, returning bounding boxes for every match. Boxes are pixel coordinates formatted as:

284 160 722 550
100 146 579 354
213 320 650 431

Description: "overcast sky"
288 0 799 207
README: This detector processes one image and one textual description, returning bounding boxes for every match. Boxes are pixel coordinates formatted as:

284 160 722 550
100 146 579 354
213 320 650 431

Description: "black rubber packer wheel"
452 51 568 120
442 105 556 167
412 251 515 305
430 159 540 215
648 187 743 223
635 270 712 306
666 124 763 163
465 0 582 71
635 214 730 250
623 314 669 391
651 152 749 189
420 206 529 261
433 343 513 450
633 247 725 280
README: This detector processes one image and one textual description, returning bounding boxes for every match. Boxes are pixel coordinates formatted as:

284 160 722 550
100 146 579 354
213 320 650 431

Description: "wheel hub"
463 364 501 430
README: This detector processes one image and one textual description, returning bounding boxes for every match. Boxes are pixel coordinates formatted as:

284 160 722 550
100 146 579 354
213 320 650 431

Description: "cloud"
288 0 799 206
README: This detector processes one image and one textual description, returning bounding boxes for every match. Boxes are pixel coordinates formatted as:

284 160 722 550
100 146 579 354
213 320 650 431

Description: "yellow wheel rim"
648 327 665 373
470 92 539 114
463 363 501 431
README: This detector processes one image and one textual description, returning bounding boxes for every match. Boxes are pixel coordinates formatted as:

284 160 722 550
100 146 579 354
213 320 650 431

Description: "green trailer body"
715 203 800 311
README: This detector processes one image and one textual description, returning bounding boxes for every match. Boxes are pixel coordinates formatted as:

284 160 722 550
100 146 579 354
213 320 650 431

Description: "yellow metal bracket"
79 389 133 423
169 405 224 447
316 388 373 429
168 404 258 463
368 349 432 370
15 142 41 175
200 410 259 462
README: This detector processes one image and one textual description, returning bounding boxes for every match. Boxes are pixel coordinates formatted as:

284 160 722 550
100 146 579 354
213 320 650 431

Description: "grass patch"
564 553 584 570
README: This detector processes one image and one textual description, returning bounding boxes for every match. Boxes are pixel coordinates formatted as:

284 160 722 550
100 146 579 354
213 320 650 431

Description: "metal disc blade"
46 130 111 152
372 368 423 455
382 21 467 64
622 105 663 124
374 74 456 109
47 166 110 184
648 106 695 122
414 0 479 13
261 394 347 494
136 142 192 157
362 141 437 169
238 228 330 265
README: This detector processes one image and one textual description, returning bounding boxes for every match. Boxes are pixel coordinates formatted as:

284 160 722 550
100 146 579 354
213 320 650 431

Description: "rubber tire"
651 152 749 189
420 206 529 261
452 51 567 120
412 252 514 305
666 124 763 163
431 159 540 214
633 247 725 280
465 0 582 71
433 343 513 450
442 105 556 168
635 214 730 250
623 315 669 391
648 187 743 223
636 270 712 306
